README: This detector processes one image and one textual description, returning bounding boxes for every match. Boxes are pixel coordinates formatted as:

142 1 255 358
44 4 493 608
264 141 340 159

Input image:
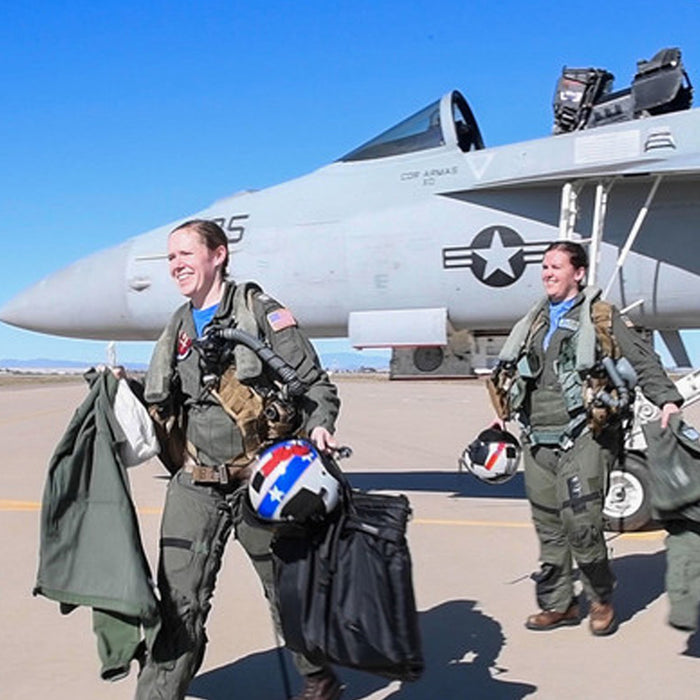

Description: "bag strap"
323 451 408 543
319 450 355 510
342 516 406 545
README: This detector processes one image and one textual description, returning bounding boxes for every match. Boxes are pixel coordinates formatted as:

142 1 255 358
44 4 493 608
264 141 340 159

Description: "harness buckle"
559 434 574 450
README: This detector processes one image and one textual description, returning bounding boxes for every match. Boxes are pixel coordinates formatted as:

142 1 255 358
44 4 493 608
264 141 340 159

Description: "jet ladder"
557 176 700 530
557 173 694 367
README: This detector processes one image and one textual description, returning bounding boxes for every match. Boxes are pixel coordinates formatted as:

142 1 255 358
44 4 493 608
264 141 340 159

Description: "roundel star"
477 228 518 281
469 226 527 287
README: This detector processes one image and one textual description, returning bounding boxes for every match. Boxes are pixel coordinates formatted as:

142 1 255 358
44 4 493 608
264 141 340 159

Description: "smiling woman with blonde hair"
489 240 682 638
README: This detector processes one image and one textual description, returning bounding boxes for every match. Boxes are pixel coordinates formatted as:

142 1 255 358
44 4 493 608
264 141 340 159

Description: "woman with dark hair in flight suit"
135 219 344 700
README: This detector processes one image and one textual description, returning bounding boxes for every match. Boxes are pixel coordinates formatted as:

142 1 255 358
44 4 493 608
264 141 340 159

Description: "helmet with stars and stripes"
460 424 521 484
247 438 341 523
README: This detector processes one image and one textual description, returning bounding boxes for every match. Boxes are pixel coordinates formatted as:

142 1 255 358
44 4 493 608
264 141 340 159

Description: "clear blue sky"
2 1 700 366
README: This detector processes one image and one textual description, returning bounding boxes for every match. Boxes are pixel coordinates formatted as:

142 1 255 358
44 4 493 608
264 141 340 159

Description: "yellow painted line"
605 530 666 541
0 500 40 511
0 501 667 540
0 500 163 515
414 516 665 540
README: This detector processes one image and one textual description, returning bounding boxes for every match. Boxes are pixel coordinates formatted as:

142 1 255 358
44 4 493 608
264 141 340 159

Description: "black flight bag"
272 483 424 681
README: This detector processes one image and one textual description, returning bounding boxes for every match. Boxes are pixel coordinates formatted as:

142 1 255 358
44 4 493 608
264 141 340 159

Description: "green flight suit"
643 415 700 631
135 281 340 700
510 288 682 612
35 369 159 681
665 523 700 631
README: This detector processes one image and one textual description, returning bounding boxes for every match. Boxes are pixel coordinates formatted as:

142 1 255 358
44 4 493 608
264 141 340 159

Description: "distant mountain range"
0 358 148 371
317 351 390 372
0 350 390 373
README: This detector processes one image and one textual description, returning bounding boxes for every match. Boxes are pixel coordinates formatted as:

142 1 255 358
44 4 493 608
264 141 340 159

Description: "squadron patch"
267 307 297 332
176 330 193 361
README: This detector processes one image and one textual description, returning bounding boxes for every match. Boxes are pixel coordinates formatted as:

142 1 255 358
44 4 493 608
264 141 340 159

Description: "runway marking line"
0 500 40 511
414 517 664 540
0 500 162 515
0 500 665 539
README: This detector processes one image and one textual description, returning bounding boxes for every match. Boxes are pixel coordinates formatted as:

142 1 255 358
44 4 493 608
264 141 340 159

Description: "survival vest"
145 282 299 472
487 288 626 445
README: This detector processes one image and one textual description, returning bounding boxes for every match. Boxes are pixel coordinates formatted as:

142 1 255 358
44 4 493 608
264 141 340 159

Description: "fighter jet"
2 47 698 377
2 47 699 531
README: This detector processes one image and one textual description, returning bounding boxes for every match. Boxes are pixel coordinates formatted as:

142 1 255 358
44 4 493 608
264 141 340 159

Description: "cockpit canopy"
340 90 484 162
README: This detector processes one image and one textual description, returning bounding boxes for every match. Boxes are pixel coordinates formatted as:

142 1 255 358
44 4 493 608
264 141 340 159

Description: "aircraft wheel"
413 347 444 372
603 452 653 532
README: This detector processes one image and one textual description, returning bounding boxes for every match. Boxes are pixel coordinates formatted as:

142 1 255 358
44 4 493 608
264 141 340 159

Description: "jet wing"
469 152 700 190
463 108 700 190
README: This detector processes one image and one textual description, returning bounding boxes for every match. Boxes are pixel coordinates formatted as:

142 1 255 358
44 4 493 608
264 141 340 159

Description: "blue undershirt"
543 298 575 350
192 303 219 338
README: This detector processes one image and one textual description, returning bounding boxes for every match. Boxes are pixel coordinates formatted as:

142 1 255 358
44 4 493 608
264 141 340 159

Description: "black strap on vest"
160 537 193 551
561 490 603 513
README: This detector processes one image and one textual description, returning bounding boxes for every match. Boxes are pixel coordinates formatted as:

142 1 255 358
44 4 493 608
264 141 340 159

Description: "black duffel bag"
272 489 424 681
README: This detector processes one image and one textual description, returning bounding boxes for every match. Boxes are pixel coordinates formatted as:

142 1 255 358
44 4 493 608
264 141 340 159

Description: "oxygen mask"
193 325 233 387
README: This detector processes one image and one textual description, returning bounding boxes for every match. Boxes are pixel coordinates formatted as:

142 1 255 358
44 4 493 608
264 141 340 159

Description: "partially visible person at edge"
134 219 344 700
491 241 682 637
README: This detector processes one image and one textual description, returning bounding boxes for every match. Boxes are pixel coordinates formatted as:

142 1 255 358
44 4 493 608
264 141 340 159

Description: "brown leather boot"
589 601 618 636
292 668 344 700
525 601 580 631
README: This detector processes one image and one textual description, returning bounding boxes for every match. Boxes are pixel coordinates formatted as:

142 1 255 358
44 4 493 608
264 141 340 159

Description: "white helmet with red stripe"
461 424 521 484
248 438 341 523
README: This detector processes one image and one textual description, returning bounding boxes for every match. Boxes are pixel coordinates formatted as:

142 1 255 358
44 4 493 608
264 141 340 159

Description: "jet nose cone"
1 243 132 339
0 291 37 329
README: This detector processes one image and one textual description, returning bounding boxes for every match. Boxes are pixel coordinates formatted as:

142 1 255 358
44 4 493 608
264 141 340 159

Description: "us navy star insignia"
478 228 518 280
442 226 550 288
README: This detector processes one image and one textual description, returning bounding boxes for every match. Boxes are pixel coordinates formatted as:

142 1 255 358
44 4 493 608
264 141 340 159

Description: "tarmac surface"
2 373 699 699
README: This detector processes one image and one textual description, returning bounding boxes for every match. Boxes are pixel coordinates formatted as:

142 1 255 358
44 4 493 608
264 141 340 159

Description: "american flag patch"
267 307 297 331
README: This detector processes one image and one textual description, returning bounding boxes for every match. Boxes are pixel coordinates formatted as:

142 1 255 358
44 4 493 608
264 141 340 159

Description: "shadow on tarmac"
611 550 700 657
609 550 700 658
150 469 521 498
189 600 537 699
188 541 689 698
684 631 700 657
580 549 700 650
345 471 527 499
608 550 666 624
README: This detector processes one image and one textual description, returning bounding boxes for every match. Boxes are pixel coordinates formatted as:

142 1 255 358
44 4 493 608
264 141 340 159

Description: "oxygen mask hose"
198 326 308 397
598 356 637 411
